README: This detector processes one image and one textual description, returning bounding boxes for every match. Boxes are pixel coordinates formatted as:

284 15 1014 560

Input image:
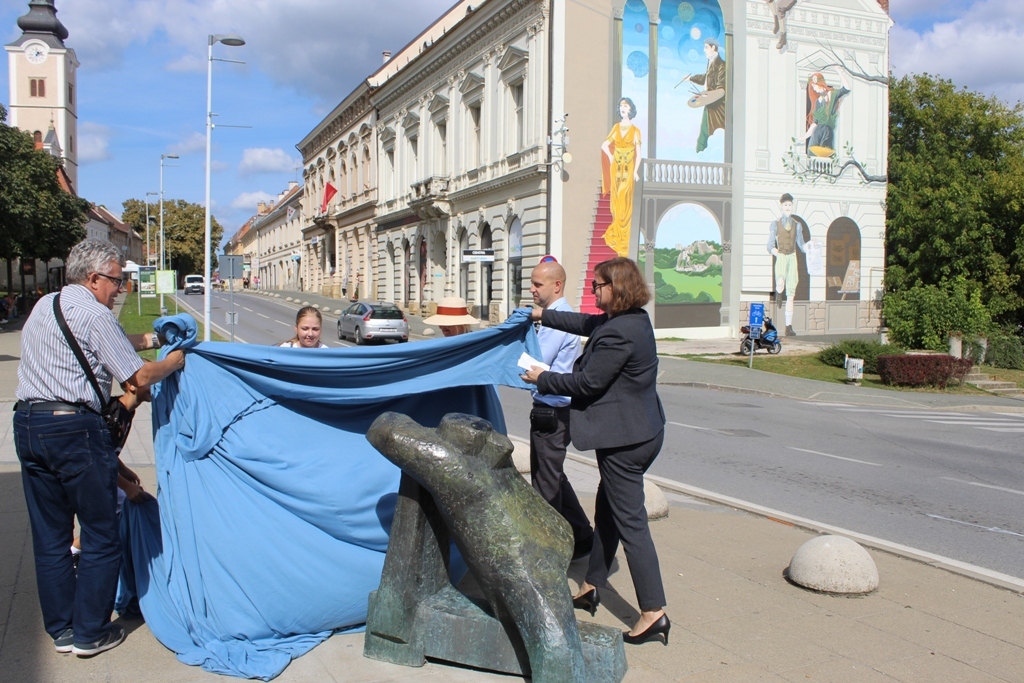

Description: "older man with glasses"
14 239 185 658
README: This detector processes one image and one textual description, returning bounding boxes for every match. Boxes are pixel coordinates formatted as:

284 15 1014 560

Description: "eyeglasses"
591 280 611 294
95 272 127 290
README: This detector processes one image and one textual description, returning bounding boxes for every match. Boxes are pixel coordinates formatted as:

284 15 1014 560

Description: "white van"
184 274 205 294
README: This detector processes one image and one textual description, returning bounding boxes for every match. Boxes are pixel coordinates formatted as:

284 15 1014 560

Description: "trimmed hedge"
818 340 904 374
876 354 974 389
882 280 991 351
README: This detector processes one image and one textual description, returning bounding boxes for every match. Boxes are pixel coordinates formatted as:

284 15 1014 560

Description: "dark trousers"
529 405 594 544
587 429 666 611
14 409 121 644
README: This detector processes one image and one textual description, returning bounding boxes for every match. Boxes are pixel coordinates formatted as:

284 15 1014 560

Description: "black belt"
14 400 92 414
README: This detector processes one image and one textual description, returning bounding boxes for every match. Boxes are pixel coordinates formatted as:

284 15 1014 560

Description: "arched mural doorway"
641 201 723 327
458 227 470 299
826 218 860 301
402 240 413 303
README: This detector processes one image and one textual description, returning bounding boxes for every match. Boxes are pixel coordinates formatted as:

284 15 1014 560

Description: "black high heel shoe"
572 588 600 616
623 613 670 646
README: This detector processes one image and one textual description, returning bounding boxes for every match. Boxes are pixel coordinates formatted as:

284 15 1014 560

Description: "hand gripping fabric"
117 310 541 680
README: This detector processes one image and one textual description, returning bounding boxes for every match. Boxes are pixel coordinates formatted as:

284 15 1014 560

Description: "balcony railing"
641 159 732 186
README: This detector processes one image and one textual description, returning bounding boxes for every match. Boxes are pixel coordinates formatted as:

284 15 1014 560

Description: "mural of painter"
678 38 726 153
601 97 643 257
767 193 808 337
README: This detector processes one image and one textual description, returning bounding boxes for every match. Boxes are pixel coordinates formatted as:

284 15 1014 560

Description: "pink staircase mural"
578 188 617 314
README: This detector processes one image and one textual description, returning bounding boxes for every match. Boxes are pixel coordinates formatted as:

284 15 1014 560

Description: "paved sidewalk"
2 305 1023 682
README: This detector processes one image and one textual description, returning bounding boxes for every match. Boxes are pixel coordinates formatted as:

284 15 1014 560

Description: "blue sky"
2 0 1023 246
0 0 456 245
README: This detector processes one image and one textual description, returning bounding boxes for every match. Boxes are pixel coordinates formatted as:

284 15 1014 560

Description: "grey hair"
65 239 124 284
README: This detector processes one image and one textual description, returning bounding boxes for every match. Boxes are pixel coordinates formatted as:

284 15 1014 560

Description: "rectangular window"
469 105 482 168
512 83 524 151
409 136 419 179
385 149 395 197
436 122 447 175
68 83 73 104
30 78 47 97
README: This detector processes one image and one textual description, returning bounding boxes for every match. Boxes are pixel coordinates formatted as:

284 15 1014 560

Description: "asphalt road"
173 289 360 347
175 292 1024 581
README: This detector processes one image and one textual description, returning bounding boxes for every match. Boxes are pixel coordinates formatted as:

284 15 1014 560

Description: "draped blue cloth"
119 310 540 680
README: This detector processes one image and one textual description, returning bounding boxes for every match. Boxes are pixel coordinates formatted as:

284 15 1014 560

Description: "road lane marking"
258 313 270 319
786 447 883 467
803 402 855 407
837 409 974 416
941 477 1024 497
924 420 1024 426
669 421 713 431
242 307 253 312
978 427 1024 433
275 320 290 326
925 514 1024 538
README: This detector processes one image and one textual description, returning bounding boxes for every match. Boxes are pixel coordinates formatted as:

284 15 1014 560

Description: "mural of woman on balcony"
601 97 642 257
800 65 851 158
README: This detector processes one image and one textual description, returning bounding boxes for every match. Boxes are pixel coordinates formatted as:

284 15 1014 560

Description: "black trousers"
529 404 594 544
587 429 666 611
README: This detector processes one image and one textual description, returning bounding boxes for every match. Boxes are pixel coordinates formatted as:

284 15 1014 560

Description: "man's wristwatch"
150 333 161 349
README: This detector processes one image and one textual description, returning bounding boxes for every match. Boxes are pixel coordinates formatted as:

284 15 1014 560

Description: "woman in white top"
278 306 328 348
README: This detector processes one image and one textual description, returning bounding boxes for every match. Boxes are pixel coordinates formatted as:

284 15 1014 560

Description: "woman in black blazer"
522 257 669 646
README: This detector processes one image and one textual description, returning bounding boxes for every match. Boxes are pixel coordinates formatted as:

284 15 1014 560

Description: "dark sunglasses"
591 280 611 294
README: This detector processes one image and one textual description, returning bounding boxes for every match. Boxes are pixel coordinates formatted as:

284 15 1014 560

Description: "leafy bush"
985 332 1024 370
883 279 991 351
818 340 904 374
876 354 974 389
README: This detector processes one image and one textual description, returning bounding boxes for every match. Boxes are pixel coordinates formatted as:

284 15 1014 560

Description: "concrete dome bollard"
787 535 879 594
644 477 669 520
511 439 531 474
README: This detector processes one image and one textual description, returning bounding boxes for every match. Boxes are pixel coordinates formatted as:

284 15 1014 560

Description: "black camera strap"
52 293 106 413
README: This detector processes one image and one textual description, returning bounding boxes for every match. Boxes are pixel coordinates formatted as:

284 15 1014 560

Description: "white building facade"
370 0 550 321
298 84 378 299
253 183 304 291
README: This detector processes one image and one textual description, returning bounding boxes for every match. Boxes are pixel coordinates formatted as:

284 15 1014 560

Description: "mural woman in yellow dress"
601 97 642 258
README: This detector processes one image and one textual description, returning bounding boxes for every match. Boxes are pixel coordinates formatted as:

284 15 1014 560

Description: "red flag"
320 183 337 215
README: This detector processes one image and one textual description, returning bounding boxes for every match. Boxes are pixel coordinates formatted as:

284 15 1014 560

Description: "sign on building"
462 249 495 263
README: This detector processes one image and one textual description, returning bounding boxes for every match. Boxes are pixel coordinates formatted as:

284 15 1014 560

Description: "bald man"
528 260 594 560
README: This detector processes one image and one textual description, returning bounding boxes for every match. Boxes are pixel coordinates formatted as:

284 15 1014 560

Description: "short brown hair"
594 257 649 315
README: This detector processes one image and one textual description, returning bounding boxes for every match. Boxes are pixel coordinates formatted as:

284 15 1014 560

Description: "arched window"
33 130 42 145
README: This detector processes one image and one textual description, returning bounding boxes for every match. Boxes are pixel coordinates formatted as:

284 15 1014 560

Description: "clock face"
25 43 48 65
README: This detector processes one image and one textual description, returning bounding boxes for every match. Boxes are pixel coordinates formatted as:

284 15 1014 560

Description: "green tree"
122 197 223 278
886 74 1024 328
0 104 89 279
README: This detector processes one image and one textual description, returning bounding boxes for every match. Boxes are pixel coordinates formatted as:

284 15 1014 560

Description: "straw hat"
423 297 480 326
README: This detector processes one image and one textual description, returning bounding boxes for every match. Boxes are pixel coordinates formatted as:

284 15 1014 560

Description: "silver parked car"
337 301 409 344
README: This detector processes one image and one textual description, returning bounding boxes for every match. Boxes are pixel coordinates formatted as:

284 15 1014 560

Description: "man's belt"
14 400 91 414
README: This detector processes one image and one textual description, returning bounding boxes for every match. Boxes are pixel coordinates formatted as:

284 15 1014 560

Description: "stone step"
987 387 1024 396
965 373 990 381
968 380 1019 390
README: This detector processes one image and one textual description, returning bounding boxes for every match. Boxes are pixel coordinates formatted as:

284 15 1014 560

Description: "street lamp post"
159 154 178 314
145 191 158 266
204 33 246 341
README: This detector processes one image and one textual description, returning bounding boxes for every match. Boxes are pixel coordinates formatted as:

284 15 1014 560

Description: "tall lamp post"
204 33 246 341
159 154 178 313
144 191 158 266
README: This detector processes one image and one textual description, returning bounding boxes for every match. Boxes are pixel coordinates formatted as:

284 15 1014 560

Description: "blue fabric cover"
121 310 540 680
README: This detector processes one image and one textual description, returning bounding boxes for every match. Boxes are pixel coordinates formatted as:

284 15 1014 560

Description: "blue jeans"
14 409 121 644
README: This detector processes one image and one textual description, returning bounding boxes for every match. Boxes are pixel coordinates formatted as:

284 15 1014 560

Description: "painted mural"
801 67 850 158
601 98 643 257
639 203 723 304
657 0 726 161
621 0 650 143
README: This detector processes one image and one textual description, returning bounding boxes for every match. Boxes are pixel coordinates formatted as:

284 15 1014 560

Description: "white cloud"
238 148 299 175
210 160 230 173
230 190 274 211
78 122 112 164
169 132 206 156
57 0 456 103
891 0 1024 103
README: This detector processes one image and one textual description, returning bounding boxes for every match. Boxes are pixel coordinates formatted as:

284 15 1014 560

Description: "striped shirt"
16 284 145 413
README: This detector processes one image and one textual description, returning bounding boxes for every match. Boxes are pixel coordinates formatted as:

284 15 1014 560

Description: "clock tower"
5 1 79 192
